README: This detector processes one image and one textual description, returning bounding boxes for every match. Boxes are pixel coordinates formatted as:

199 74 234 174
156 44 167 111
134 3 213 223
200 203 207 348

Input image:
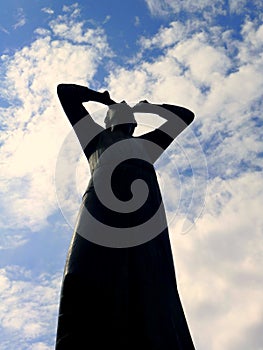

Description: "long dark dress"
55 123 196 349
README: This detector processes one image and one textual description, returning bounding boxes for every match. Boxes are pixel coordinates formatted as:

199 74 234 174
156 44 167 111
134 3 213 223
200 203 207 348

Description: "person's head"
104 101 137 135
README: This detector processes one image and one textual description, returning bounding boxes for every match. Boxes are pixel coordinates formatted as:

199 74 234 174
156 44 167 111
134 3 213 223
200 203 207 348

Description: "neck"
113 129 131 137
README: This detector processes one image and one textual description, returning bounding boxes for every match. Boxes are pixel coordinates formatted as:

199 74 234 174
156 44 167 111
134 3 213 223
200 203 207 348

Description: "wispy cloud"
0 266 60 349
170 172 263 350
145 0 226 17
13 8 26 30
0 3 263 349
0 232 28 250
134 16 140 26
0 25 9 34
0 4 112 235
104 16 263 349
41 7 54 15
103 15 111 24
144 0 263 19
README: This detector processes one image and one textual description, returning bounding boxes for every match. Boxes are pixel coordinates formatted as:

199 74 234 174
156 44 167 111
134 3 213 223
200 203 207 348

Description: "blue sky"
0 1 263 349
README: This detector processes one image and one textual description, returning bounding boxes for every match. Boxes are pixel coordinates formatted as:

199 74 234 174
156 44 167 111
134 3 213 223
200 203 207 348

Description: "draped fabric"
55 129 196 349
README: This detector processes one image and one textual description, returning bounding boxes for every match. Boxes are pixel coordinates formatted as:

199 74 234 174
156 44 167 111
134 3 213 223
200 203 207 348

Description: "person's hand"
101 90 116 106
132 99 151 113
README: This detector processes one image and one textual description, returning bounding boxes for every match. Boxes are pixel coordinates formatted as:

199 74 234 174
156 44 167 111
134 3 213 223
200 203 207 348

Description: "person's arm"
133 100 194 138
133 101 195 163
57 84 116 126
57 84 116 150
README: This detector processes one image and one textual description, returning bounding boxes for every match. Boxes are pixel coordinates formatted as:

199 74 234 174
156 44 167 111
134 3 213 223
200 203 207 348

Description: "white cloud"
144 0 263 17
41 7 54 15
0 25 9 35
29 343 52 350
0 4 112 233
134 16 140 27
103 15 111 24
229 0 248 14
229 0 263 15
145 0 226 17
103 18 263 349
139 21 187 49
62 3 80 15
34 28 51 36
0 4 263 349
0 232 28 250
170 172 263 350
0 266 61 350
13 8 26 30
103 16 263 235
238 21 263 64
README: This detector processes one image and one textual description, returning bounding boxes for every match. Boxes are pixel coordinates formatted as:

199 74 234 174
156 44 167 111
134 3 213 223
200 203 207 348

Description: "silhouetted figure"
55 84 196 349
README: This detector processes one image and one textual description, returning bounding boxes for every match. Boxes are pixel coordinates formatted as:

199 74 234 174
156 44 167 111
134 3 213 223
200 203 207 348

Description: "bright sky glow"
0 1 263 349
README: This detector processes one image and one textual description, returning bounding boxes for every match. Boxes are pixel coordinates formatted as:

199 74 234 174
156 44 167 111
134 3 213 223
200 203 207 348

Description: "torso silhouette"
55 84 196 350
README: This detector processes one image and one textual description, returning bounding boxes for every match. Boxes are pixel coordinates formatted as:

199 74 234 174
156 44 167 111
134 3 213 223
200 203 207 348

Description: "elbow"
162 104 195 126
187 110 195 125
57 83 67 97
178 107 195 126
57 83 75 100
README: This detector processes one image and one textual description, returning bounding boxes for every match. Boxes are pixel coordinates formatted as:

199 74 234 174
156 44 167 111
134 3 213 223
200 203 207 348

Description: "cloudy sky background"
0 1 263 349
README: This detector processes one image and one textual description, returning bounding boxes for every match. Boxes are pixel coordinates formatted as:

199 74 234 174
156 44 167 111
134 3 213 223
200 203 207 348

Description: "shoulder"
84 129 107 159
134 129 174 164
137 129 173 149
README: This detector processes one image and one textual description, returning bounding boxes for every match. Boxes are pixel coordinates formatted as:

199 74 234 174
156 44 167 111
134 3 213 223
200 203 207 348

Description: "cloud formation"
145 0 263 18
0 266 60 350
0 4 112 238
0 2 262 349
13 8 27 30
104 11 263 350
171 172 263 350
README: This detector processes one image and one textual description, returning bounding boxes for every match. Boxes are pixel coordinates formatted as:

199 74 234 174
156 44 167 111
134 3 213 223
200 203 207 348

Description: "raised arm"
133 101 195 163
57 84 116 150
57 84 116 126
